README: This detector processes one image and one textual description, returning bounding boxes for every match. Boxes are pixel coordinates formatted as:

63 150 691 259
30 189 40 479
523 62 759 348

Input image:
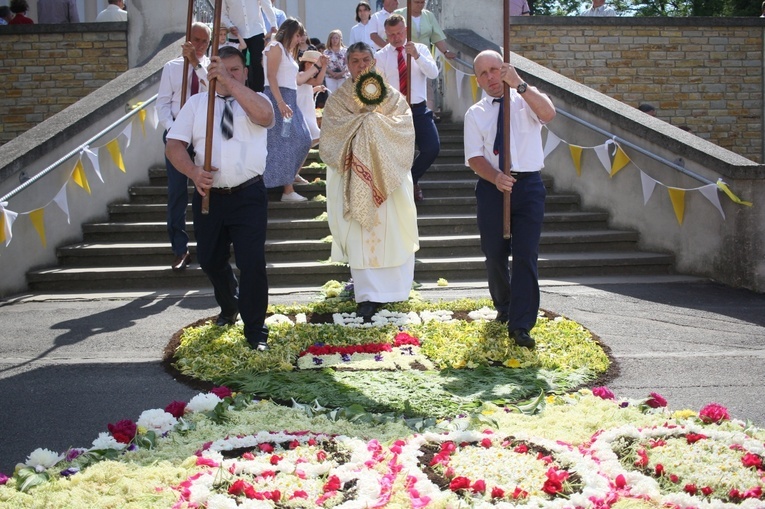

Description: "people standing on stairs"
165 46 274 352
323 30 349 94
464 50 555 349
348 1 373 47
374 14 439 202
222 0 278 92
297 49 328 148
158 22 211 271
366 0 398 51
320 42 418 322
262 18 313 202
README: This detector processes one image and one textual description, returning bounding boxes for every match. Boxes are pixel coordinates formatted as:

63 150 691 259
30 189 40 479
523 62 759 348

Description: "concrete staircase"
26 121 675 292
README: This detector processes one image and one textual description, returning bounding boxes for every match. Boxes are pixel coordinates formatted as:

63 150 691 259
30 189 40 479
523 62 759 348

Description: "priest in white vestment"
319 42 419 320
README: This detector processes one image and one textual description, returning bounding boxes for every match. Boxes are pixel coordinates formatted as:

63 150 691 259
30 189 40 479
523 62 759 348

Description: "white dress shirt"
157 56 210 131
167 93 274 189
581 5 616 16
365 9 394 50
375 42 438 105
222 0 277 39
95 4 127 22
349 22 373 47
463 93 545 173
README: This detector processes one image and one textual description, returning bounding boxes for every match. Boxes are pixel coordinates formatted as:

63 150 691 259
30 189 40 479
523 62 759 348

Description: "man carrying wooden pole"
463 0 556 349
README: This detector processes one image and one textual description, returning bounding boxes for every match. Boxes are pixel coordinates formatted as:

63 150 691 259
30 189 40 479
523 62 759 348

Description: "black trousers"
411 102 440 184
192 180 269 343
244 33 266 92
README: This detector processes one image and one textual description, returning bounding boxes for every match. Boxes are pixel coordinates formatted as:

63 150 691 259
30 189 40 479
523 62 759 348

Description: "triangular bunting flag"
470 76 479 102
121 121 133 149
149 105 159 129
716 179 753 207
594 142 612 175
72 159 92 194
568 145 583 176
698 184 725 220
106 139 126 172
29 208 47 247
83 146 103 183
456 70 465 99
52 186 71 224
640 171 658 205
0 204 19 246
543 130 561 159
610 145 631 177
667 188 686 225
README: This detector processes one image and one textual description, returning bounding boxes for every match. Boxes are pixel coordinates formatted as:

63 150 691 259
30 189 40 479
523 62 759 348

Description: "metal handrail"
0 95 158 204
444 54 714 187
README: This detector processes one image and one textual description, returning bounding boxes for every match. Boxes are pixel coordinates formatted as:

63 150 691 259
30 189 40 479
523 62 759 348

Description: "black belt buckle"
211 175 262 195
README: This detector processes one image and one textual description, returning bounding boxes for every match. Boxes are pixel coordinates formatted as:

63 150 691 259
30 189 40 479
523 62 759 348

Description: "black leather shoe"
215 313 238 327
171 251 191 271
413 184 424 202
247 338 269 351
495 312 509 324
356 301 382 322
510 328 536 349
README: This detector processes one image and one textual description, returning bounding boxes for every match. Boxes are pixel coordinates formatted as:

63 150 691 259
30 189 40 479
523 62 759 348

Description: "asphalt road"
1 279 764 475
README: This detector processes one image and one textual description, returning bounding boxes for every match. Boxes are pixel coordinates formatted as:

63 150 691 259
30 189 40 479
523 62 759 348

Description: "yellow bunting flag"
443 59 451 73
610 145 631 177
716 180 753 207
667 187 686 225
138 109 147 137
569 145 583 176
29 208 47 247
0 211 5 244
106 139 126 172
72 160 91 194
470 76 479 102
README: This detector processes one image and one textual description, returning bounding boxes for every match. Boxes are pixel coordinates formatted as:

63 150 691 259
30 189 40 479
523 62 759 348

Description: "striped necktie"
220 97 234 140
396 46 408 96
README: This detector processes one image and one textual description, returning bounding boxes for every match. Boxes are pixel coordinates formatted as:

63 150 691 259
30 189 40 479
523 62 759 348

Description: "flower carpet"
1 291 764 508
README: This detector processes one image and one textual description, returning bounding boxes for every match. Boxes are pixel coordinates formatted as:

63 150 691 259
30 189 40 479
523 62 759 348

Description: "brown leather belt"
209 175 263 194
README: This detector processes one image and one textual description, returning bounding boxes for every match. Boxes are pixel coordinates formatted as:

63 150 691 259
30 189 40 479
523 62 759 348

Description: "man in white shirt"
166 46 275 351
375 14 439 201
157 22 211 271
366 0 398 50
580 0 616 16
37 0 80 23
464 50 555 349
222 0 278 92
95 0 127 22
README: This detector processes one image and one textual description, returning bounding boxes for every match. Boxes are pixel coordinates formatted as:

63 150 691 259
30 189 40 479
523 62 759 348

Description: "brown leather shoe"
171 251 191 271
413 184 424 202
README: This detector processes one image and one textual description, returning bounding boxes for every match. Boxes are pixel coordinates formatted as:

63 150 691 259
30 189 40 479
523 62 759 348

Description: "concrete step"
27 250 674 292
59 229 640 267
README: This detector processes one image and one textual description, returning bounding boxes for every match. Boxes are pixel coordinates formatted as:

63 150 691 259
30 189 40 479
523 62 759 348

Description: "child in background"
218 25 247 51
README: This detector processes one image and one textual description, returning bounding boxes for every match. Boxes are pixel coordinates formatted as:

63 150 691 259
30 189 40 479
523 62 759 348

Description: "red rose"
742 453 763 469
290 490 308 499
698 403 730 424
480 438 492 448
210 386 233 399
701 486 714 496
514 444 529 454
107 419 137 444
655 464 664 476
670 474 679 483
323 475 342 492
511 487 528 500
229 479 253 496
744 486 762 499
270 454 282 465
615 474 627 488
491 486 505 499
317 450 328 462
634 448 649 468
164 400 187 419
289 440 300 449
542 479 564 495
471 479 486 493
592 386 615 400
686 433 708 444
684 484 698 495
258 443 274 453
449 476 471 491
440 441 456 453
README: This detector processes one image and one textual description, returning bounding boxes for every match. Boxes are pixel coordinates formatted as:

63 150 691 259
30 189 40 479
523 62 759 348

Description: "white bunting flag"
640 171 658 205
698 183 725 220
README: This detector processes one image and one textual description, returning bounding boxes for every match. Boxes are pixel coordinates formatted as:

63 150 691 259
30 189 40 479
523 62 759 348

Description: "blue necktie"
493 97 504 171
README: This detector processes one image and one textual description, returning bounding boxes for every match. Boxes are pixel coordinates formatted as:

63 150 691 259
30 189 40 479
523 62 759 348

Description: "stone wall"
440 9 765 163
0 23 128 146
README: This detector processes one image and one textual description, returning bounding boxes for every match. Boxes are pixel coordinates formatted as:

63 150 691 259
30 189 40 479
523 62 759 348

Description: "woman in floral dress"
323 30 349 94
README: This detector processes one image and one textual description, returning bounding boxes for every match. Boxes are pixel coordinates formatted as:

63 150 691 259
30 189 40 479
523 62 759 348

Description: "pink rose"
592 386 615 400
290 490 308 499
742 453 763 469
699 403 730 424
107 419 137 444
645 392 667 408
164 400 187 419
323 475 341 492
471 479 486 493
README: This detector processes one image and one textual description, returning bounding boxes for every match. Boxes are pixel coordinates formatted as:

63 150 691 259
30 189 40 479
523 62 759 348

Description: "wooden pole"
405 0 412 105
502 0 512 239
201 0 223 215
180 0 194 109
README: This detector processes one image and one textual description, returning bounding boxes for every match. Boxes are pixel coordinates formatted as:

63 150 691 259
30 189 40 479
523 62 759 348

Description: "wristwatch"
194 63 202 70
516 82 528 94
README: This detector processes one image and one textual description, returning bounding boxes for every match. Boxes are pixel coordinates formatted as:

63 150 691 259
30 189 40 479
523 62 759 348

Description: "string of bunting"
0 105 159 248
437 51 753 225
